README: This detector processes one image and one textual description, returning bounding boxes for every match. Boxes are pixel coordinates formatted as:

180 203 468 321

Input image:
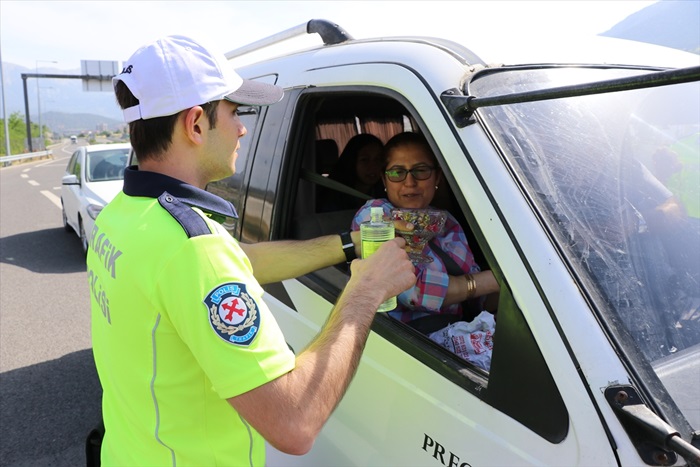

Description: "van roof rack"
225 19 353 60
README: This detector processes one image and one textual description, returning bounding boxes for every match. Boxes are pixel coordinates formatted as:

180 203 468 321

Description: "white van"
137 20 700 466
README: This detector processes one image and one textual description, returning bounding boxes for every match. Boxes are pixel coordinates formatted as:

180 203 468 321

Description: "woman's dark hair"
115 81 219 161
382 131 436 167
328 133 383 186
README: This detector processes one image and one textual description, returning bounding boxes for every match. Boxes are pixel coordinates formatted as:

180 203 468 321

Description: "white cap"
114 35 283 123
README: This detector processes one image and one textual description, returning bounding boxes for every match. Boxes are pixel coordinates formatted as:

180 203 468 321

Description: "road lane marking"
28 180 39 186
21 173 28 178
38 157 69 167
41 190 62 209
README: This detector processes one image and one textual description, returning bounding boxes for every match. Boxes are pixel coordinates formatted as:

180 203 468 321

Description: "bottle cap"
370 207 383 223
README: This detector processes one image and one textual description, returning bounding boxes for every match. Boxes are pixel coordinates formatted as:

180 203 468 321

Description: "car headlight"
86 204 104 220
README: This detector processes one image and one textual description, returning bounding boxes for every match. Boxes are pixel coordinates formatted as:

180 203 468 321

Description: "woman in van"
351 132 499 331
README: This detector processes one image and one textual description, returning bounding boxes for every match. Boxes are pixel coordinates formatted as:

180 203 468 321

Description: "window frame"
264 83 570 442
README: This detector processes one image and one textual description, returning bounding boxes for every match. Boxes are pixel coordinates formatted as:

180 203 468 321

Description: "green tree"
0 112 35 156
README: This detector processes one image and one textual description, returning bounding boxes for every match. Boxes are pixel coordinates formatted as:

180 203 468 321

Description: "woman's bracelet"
464 273 476 300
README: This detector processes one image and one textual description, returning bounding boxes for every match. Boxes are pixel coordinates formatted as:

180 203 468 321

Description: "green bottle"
360 207 397 312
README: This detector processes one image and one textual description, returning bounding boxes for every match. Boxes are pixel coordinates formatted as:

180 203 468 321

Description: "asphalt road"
0 141 102 467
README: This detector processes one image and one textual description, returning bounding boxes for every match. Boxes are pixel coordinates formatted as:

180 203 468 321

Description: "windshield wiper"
605 385 700 466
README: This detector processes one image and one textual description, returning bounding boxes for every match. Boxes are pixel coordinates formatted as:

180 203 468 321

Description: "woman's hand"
392 218 414 233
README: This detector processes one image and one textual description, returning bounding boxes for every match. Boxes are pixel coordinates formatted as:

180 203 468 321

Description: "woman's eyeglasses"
384 166 435 182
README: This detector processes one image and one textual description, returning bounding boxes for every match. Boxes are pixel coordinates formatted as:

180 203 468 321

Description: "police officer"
87 35 415 466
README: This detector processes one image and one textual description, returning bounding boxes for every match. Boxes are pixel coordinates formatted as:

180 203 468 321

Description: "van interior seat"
315 139 339 176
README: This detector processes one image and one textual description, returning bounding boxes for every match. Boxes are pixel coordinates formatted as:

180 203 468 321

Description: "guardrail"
0 149 53 167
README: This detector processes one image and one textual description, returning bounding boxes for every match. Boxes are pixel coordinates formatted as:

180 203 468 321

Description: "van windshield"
472 67 700 430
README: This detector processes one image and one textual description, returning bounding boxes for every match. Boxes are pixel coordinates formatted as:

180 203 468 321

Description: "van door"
243 62 623 466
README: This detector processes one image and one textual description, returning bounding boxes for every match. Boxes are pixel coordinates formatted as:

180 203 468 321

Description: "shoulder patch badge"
204 282 260 346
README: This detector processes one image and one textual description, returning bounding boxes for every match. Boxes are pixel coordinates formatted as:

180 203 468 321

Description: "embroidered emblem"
204 282 260 345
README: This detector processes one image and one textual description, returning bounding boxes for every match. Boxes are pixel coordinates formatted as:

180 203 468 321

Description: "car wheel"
61 201 71 232
79 218 89 255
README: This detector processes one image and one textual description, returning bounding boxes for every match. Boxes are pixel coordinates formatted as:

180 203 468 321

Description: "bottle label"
361 240 385 259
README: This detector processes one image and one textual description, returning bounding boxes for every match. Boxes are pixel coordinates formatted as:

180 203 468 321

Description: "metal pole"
22 75 32 152
37 86 43 148
20 71 116 153
36 61 40 150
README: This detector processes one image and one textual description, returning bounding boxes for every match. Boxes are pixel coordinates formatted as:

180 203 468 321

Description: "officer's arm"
240 231 360 284
227 238 415 455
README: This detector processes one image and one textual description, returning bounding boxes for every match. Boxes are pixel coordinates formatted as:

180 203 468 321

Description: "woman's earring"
384 187 387 192
435 185 439 190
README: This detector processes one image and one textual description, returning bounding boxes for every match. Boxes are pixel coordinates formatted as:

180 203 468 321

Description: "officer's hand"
349 238 416 304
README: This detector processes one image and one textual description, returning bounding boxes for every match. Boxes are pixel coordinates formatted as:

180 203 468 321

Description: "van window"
273 88 568 442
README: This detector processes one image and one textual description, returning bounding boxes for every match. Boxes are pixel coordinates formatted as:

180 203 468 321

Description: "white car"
61 143 131 253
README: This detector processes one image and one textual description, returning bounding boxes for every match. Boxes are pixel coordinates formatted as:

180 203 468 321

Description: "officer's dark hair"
114 81 219 162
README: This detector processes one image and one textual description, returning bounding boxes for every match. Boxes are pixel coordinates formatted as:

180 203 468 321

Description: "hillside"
600 0 700 54
41 111 124 136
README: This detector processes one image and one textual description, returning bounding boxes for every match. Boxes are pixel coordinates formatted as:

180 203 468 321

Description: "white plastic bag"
428 311 495 371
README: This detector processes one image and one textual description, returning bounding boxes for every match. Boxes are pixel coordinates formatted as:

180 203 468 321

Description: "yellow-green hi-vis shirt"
87 168 295 466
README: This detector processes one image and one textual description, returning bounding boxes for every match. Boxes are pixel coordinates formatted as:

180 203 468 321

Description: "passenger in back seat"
319 134 385 212
351 132 499 330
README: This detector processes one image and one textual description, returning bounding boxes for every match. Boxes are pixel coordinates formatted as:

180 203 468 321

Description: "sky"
0 0 661 73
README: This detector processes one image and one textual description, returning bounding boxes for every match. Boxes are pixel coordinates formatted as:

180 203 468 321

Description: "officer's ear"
182 106 206 145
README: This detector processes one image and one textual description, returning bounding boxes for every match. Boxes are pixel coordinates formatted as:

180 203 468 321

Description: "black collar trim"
122 166 238 221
